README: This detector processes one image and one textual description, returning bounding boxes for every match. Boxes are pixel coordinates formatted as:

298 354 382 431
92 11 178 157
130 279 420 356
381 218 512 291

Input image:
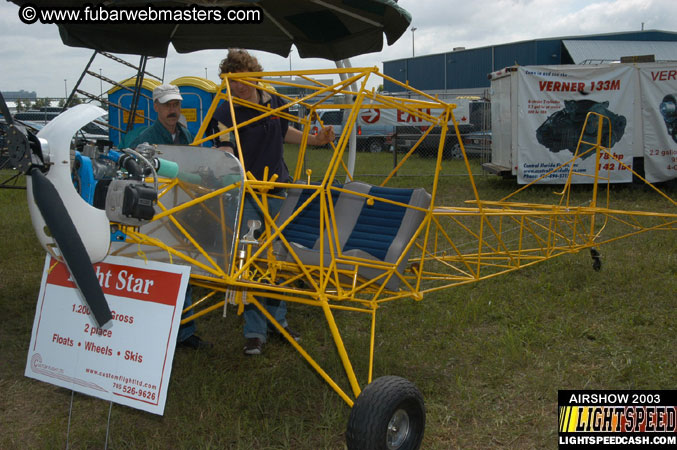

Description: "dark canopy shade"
10 0 412 60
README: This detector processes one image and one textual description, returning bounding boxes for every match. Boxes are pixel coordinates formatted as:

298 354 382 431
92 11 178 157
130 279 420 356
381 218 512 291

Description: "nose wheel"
346 376 425 450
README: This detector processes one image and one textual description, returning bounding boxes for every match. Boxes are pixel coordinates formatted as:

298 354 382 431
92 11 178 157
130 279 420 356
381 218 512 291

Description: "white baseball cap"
153 84 183 103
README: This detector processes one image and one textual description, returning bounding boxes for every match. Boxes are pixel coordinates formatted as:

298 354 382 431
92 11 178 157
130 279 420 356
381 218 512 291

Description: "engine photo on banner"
536 99 627 159
660 94 677 143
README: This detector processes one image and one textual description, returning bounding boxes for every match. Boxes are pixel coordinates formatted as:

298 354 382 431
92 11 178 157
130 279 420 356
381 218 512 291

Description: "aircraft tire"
450 143 463 160
345 376 425 450
367 138 384 153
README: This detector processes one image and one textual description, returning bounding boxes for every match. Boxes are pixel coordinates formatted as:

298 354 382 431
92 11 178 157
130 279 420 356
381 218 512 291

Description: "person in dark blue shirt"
210 49 334 355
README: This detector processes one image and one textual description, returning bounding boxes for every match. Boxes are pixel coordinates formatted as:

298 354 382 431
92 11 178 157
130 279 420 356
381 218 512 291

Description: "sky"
0 0 675 99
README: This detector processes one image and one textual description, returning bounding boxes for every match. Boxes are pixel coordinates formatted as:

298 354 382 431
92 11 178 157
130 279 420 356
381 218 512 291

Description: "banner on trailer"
516 65 635 184
356 100 471 128
25 255 190 415
638 65 677 183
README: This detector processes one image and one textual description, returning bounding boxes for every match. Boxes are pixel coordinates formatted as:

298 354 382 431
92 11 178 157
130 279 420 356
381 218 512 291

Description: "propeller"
1 91 112 327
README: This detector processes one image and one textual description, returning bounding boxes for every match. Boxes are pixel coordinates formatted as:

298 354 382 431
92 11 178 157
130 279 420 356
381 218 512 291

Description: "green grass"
0 159 675 449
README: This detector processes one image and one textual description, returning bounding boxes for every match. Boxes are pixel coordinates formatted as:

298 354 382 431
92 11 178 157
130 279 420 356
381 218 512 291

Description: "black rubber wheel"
450 143 463 159
367 138 384 153
590 248 602 271
346 376 425 450
441 136 461 160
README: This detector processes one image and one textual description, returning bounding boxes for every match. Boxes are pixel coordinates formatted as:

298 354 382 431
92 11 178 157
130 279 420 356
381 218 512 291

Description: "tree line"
12 96 86 112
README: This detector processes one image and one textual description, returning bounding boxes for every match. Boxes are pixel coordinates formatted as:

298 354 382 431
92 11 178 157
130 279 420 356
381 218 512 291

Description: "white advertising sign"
516 65 635 184
638 65 677 183
357 99 471 127
25 255 190 415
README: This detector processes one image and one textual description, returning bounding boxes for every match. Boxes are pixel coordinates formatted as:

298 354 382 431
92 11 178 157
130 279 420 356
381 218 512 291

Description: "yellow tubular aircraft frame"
114 67 676 407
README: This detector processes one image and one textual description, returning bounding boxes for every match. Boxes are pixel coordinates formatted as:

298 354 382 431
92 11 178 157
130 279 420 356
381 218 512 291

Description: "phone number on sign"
120 385 156 401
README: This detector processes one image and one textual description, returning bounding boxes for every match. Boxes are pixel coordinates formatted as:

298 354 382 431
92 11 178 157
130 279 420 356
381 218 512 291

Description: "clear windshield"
112 144 243 277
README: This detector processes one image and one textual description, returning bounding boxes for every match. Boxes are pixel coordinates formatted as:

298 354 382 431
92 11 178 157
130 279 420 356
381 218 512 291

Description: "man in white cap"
128 83 193 148
127 84 209 350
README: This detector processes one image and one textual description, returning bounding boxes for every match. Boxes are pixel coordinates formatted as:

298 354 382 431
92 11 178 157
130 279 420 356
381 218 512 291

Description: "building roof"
384 29 677 64
563 40 677 64
382 29 677 92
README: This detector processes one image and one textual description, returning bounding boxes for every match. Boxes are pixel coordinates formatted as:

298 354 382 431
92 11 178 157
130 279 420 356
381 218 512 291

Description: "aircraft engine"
660 94 677 143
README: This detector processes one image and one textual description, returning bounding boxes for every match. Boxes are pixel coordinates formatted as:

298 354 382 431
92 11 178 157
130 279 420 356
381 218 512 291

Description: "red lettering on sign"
652 70 677 81
396 108 431 123
539 81 587 92
396 110 420 123
46 258 182 305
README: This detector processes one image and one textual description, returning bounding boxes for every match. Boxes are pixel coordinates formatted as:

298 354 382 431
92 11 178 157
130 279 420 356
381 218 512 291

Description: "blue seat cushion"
342 186 414 261
281 184 341 249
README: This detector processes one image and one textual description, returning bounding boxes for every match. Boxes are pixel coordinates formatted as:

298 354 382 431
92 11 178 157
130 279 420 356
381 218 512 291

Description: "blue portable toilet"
107 77 161 148
170 76 218 147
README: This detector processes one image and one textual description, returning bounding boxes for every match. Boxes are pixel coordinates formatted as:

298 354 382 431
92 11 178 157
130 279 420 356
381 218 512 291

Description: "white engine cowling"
27 104 111 263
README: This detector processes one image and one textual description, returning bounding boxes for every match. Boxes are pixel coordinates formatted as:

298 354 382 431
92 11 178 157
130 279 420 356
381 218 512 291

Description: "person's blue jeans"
177 285 196 342
240 192 287 342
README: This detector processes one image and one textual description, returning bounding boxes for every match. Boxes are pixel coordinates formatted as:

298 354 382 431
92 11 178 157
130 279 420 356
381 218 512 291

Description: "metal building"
383 30 677 93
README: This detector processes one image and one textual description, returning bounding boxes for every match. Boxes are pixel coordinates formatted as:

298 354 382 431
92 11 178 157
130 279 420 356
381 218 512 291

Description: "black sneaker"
179 334 213 350
243 337 263 355
270 326 301 343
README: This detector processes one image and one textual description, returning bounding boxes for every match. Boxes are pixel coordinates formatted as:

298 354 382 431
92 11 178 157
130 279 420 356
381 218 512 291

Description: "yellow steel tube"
180 299 225 325
368 307 376 384
124 229 225 277
248 296 355 407
151 182 240 222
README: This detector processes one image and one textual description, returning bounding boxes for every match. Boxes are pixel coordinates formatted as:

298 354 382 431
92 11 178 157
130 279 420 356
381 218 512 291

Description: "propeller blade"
30 167 112 327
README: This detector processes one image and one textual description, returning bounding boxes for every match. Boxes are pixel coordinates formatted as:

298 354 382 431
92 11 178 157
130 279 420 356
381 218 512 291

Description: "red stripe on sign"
47 259 183 305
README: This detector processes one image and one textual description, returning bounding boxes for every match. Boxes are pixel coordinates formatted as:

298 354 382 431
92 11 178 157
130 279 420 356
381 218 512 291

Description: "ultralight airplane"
3 1 676 449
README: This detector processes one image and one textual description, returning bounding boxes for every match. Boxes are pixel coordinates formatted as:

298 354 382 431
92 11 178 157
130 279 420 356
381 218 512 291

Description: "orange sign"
181 108 197 122
123 110 146 124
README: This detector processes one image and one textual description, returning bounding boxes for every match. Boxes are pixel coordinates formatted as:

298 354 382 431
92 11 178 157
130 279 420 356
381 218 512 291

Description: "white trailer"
486 63 677 184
